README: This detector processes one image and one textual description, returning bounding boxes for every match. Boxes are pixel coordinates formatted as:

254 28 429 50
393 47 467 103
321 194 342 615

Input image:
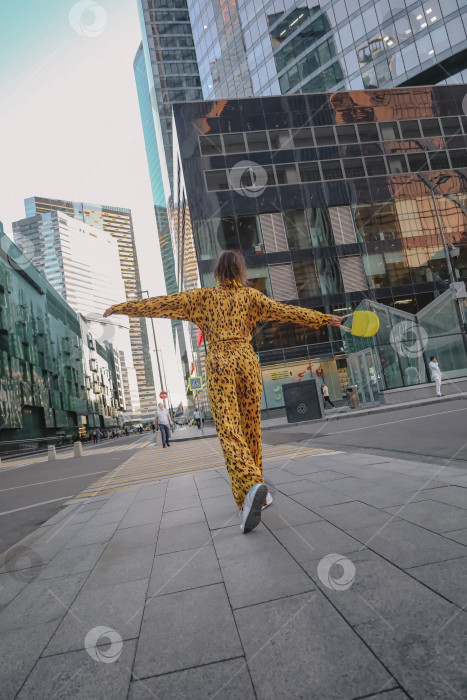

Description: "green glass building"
0 225 116 448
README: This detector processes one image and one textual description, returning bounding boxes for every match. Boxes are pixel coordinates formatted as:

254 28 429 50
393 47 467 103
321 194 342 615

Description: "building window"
428 151 450 170
237 216 264 255
298 161 321 182
292 128 314 148
222 133 246 153
199 135 222 155
216 218 240 251
293 260 321 298
407 152 429 171
307 207 334 247
379 122 401 140
449 149 467 168
354 201 401 242
335 124 358 144
205 170 229 191
387 155 408 174
275 163 299 184
269 130 293 150
441 117 461 136
314 126 336 146
247 266 271 296
246 131 269 151
421 119 442 138
343 158 365 178
283 210 311 250
365 156 386 176
321 160 343 180
358 123 379 142
399 120 421 139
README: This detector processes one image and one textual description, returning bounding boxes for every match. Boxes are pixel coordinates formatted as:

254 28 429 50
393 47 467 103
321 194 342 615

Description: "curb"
171 392 467 441
267 391 467 430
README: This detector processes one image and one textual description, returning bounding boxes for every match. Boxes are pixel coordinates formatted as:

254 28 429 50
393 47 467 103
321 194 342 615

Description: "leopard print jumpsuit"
111 284 333 509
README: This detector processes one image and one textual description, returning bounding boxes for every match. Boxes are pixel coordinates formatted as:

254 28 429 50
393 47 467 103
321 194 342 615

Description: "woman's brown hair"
214 250 248 286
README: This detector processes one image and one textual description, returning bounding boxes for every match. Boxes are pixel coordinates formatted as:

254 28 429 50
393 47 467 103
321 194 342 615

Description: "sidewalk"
1 444 466 699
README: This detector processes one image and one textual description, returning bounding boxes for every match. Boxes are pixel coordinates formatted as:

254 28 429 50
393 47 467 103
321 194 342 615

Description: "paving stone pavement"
0 448 466 699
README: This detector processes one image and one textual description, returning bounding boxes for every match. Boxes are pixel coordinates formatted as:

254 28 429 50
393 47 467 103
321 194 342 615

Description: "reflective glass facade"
134 42 177 300
22 196 156 413
342 291 467 405
135 1 210 396
13 212 137 413
188 0 467 100
173 85 467 408
137 0 203 187
0 225 119 445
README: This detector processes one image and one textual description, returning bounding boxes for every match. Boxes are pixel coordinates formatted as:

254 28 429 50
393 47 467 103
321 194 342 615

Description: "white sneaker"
240 484 268 533
262 493 273 511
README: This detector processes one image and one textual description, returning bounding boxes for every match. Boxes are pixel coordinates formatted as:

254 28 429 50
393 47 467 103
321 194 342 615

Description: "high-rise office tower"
134 42 177 299
19 196 157 413
172 84 467 409
187 1 467 100
12 210 139 412
136 0 203 189
134 3 207 394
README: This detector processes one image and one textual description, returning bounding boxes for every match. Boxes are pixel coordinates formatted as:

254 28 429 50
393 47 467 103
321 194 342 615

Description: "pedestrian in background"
429 356 443 396
155 402 174 448
321 382 335 408
193 408 202 430
104 250 342 534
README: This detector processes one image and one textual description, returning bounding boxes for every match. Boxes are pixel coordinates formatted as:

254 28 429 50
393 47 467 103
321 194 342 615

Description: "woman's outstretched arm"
251 288 342 328
104 290 199 321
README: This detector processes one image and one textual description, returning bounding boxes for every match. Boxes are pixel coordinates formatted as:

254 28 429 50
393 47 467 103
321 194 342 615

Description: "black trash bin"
346 385 359 409
282 379 324 423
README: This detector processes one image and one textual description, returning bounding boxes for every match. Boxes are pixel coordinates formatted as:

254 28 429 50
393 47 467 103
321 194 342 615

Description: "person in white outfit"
429 356 443 397
155 403 174 447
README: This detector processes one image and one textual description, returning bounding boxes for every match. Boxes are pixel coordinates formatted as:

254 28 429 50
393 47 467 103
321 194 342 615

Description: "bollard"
48 445 57 461
74 441 84 458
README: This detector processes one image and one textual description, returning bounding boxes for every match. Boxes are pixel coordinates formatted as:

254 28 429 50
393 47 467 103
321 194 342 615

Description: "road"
263 399 467 468
0 434 153 555
2 400 466 557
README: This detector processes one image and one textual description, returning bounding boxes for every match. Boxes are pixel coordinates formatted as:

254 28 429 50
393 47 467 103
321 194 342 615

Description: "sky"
0 0 187 405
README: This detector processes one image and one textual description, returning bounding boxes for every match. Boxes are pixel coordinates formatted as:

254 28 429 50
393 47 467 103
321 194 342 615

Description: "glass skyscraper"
172 84 467 408
136 0 203 188
20 196 156 413
12 211 137 413
135 0 209 402
0 226 120 442
188 0 467 100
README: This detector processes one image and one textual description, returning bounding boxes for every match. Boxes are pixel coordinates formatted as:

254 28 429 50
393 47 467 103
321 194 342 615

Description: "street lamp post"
158 348 174 417
417 173 467 358
139 290 166 408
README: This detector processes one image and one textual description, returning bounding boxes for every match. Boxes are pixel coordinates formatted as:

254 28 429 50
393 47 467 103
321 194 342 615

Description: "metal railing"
0 435 76 460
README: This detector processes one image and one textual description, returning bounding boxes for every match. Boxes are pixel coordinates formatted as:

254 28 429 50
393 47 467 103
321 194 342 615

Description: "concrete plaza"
0 441 466 699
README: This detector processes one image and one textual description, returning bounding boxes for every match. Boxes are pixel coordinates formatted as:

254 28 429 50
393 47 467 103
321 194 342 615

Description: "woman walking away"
104 251 342 534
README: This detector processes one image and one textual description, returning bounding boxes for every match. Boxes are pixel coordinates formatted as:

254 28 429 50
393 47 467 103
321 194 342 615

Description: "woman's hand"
331 315 342 327
103 307 114 318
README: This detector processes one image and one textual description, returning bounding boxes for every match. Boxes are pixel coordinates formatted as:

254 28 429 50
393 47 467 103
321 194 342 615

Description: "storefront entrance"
259 354 351 415
347 348 382 406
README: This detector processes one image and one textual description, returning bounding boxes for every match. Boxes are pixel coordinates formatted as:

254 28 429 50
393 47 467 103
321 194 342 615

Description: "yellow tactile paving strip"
75 438 340 497
0 440 153 471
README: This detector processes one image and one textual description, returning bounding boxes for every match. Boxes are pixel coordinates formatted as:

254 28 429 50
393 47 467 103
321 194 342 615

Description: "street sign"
189 376 203 391
159 391 168 399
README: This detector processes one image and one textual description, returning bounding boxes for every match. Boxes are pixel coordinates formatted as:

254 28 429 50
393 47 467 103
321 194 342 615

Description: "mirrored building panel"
173 84 467 409
187 0 467 100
